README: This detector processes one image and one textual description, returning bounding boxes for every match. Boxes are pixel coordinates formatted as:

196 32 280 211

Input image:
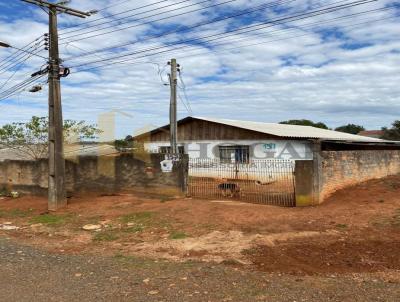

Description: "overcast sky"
0 0 399 138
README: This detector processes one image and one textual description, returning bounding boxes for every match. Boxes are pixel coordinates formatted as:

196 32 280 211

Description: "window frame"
218 145 250 163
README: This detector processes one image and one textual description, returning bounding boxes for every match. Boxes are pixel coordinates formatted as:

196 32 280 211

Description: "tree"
335 124 365 135
280 119 328 129
114 135 133 151
381 120 400 141
0 116 101 159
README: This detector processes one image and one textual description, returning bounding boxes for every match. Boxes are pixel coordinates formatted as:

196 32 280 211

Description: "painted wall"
145 140 313 161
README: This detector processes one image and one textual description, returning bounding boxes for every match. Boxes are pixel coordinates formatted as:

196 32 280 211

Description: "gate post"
294 160 314 206
294 141 322 206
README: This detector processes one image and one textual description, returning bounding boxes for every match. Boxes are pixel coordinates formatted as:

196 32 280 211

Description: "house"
135 116 390 162
358 130 384 139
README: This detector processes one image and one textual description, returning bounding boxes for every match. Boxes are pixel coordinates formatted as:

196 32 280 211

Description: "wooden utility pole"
169 59 178 154
21 0 90 211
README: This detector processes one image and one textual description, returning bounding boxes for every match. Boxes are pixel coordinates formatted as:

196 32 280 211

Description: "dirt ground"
1 175 400 279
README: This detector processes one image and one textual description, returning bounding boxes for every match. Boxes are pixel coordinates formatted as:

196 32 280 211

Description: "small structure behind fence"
188 159 296 207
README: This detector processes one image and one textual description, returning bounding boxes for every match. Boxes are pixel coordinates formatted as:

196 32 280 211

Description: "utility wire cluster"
0 0 397 103
63 0 393 72
0 34 48 101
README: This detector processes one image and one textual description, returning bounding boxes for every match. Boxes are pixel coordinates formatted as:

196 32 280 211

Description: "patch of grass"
370 217 391 228
336 224 348 229
120 211 154 224
0 188 8 197
93 231 119 242
0 208 34 218
29 213 72 226
370 210 400 228
169 231 188 240
124 225 144 233
160 196 174 203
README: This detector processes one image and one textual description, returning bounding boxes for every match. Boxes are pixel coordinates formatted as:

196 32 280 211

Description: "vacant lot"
1 175 400 300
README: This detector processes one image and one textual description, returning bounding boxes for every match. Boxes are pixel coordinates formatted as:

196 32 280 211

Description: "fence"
188 159 296 207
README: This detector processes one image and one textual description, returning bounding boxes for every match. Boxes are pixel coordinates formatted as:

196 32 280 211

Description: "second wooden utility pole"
169 59 178 154
21 0 91 211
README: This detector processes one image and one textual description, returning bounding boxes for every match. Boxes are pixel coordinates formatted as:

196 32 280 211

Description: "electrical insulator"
29 85 42 93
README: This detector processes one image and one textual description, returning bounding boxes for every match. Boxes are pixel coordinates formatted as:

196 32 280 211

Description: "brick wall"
0 154 188 197
320 150 400 201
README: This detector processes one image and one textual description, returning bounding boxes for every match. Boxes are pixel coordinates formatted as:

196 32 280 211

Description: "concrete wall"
320 150 400 201
294 160 315 207
0 154 188 197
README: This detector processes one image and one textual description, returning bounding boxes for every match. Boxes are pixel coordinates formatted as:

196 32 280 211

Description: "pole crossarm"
21 0 91 18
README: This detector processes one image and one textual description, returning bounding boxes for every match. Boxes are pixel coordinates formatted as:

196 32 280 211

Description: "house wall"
0 154 188 197
145 140 313 161
147 119 280 141
319 150 400 202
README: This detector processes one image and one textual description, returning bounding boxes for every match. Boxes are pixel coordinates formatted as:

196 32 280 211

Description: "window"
219 145 249 163
159 146 185 154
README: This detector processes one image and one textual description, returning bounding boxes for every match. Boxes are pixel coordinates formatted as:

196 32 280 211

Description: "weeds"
0 208 33 218
124 225 144 233
160 196 173 203
93 231 119 242
169 231 188 240
120 211 154 224
29 213 72 226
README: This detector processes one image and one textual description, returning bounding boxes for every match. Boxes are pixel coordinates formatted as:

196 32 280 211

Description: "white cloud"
0 0 399 137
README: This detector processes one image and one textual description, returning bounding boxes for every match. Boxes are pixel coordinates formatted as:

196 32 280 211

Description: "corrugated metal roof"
191 116 385 142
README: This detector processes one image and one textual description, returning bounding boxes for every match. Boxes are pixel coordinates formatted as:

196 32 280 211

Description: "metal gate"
188 159 296 207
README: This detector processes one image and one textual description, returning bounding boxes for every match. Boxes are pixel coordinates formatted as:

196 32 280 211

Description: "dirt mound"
247 237 400 275
127 230 338 264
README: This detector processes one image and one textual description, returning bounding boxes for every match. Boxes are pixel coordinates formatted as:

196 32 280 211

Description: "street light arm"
0 42 11 48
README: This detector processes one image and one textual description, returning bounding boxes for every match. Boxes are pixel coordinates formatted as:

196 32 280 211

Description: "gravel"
0 236 399 302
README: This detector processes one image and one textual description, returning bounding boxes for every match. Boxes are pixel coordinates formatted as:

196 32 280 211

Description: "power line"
178 91 192 114
0 49 43 90
70 10 395 74
69 0 377 69
59 0 238 44
96 0 136 12
66 0 363 65
0 43 46 75
0 35 45 66
60 0 173 31
0 36 46 71
60 0 206 37
63 0 294 62
0 74 46 101
177 69 193 114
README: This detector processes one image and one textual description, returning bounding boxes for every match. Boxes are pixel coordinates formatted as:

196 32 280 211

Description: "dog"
255 180 275 186
217 182 241 198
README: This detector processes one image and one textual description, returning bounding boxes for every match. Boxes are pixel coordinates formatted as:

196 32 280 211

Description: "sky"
0 0 399 139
